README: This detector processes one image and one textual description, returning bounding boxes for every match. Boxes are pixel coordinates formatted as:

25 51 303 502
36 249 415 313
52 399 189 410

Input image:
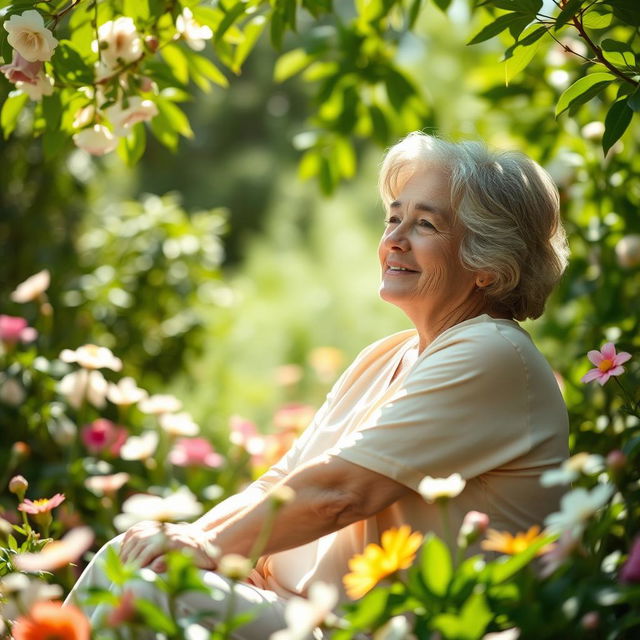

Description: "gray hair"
379 132 569 320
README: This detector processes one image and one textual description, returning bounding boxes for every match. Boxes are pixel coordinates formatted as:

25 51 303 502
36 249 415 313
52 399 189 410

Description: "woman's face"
378 164 479 325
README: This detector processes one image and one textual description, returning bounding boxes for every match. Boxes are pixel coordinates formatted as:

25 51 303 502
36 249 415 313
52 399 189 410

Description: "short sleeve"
329 327 536 493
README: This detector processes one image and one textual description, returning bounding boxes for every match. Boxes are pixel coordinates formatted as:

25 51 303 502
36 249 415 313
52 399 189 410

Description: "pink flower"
273 403 314 432
169 437 223 468
0 51 42 84
18 493 65 515
0 315 38 344
81 419 128 456
620 537 640 583
581 343 631 385
14 526 94 572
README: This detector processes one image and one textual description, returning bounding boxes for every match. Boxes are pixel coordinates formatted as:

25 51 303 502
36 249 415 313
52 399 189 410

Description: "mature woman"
66 132 569 637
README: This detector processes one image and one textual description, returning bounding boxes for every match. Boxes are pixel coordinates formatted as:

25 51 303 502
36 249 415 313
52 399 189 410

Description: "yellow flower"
343 526 423 599
481 525 549 555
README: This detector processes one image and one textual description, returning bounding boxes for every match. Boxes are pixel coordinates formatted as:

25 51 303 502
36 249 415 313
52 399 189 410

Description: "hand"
119 521 219 573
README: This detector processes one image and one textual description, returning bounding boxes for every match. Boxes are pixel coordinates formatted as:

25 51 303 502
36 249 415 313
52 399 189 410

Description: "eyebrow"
389 200 447 218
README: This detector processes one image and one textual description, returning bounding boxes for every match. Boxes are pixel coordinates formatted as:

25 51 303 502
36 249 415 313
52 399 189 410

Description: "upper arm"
329 330 537 492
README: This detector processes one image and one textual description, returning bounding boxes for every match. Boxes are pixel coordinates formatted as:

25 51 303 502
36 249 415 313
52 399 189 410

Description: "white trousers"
64 534 291 640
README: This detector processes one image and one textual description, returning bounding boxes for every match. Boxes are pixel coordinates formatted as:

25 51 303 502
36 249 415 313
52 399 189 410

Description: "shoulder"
412 317 538 384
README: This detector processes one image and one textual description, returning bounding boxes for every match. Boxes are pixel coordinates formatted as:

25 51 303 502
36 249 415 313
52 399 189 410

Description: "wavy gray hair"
379 132 569 320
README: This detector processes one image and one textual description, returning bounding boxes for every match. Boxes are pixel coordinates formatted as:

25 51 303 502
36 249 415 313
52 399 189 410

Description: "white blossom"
120 431 158 461
95 17 142 69
10 269 50 302
270 582 338 640
159 411 199 436
139 393 182 415
544 484 615 539
176 8 213 51
72 124 118 156
60 344 122 371
105 97 158 136
58 368 108 409
3 10 58 62
114 487 203 531
17 73 54 100
418 473 466 503
0 574 63 621
540 453 605 487
107 376 148 406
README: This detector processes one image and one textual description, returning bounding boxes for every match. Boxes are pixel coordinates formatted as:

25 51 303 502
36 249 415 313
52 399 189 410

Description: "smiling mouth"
386 265 419 273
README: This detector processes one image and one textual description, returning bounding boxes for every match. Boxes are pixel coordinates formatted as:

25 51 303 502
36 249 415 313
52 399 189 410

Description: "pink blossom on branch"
0 51 42 84
581 342 631 385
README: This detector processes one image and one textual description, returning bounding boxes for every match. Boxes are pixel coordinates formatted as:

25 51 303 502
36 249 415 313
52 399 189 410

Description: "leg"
65 535 290 640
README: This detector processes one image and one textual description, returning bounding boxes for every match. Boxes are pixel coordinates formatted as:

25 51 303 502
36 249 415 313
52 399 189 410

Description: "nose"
383 224 410 252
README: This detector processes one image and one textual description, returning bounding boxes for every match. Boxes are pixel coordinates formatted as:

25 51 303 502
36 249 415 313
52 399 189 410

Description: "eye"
384 215 401 226
418 218 436 231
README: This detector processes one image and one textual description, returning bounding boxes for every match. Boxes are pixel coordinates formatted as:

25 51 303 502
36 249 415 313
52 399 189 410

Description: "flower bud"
9 441 30 469
144 35 159 52
218 553 252 581
8 475 28 500
457 510 489 548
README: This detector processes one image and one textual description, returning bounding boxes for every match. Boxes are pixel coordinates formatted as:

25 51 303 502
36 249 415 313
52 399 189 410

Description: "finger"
149 557 167 573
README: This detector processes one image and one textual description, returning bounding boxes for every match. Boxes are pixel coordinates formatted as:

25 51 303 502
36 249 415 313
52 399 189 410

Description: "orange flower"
12 601 90 640
343 525 423 599
18 493 65 515
481 525 549 555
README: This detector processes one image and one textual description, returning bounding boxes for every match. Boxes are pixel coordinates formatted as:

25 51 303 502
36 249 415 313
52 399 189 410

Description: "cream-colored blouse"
248 314 569 602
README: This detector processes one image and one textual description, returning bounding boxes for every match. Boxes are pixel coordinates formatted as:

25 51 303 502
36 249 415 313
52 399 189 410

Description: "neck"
407 297 504 353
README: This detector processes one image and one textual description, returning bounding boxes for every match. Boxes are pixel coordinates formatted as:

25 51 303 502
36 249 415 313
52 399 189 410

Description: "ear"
475 272 496 288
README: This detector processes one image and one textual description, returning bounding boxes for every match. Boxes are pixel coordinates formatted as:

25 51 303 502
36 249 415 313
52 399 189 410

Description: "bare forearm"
208 473 349 559
193 485 267 531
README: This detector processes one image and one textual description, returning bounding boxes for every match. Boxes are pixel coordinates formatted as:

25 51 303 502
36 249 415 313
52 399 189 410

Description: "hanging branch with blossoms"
1 1 638 190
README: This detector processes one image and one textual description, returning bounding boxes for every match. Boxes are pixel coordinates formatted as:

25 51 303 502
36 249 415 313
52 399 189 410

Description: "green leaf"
602 99 633 155
420 534 452 597
408 0 423 27
215 1 248 44
184 49 229 90
344 586 391 629
135 598 178 634
468 13 532 46
433 0 452 11
233 15 267 72
117 122 146 166
554 0 584 30
1 91 28 139
369 104 390 145
41 93 62 132
274 48 314 82
503 25 546 84
102 545 136 586
334 137 356 179
555 72 615 116
432 590 493 640
628 88 640 113
601 39 636 68
51 41 94 85
161 44 190 85
582 8 613 30
156 98 193 138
